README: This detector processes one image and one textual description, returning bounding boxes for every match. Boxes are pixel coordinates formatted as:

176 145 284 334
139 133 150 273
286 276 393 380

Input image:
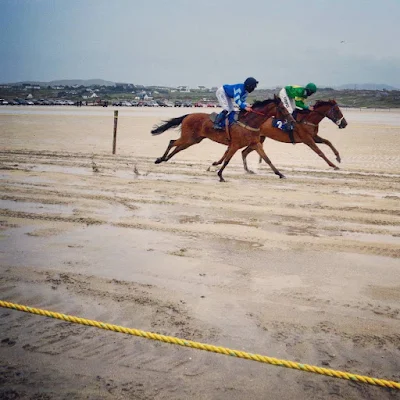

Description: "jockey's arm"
295 97 309 110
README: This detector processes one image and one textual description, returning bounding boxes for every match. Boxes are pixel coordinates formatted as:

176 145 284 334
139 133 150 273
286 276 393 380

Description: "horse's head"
314 100 348 129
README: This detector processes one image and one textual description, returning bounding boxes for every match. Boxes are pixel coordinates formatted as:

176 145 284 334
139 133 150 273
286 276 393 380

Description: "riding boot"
214 110 228 130
228 111 236 125
286 122 296 145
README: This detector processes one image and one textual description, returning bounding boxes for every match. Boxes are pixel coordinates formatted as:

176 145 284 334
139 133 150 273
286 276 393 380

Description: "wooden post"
112 110 118 154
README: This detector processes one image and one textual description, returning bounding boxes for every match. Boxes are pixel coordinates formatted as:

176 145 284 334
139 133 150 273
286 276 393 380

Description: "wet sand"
0 106 399 399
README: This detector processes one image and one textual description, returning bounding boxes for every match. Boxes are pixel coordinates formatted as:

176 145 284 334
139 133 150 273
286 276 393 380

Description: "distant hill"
49 79 116 87
6 79 116 87
335 83 399 91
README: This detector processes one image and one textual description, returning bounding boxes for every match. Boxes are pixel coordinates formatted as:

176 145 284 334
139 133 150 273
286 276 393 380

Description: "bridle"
313 103 344 126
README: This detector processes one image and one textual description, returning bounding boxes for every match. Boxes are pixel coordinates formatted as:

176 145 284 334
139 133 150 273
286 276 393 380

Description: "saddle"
209 112 238 129
272 118 296 145
210 112 239 141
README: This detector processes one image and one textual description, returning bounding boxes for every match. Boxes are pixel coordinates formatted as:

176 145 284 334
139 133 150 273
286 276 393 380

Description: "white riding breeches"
216 87 235 112
279 88 296 114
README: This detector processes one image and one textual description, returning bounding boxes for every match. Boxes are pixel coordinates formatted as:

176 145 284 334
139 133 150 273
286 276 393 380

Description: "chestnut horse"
243 100 348 172
151 96 294 182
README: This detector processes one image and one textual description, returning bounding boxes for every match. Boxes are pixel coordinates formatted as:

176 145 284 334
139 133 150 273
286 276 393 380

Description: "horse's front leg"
253 142 285 178
241 146 256 174
212 148 229 166
303 136 339 169
207 148 228 172
314 135 341 163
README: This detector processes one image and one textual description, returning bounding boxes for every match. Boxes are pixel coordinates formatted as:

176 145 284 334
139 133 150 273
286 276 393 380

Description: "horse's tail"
151 114 189 135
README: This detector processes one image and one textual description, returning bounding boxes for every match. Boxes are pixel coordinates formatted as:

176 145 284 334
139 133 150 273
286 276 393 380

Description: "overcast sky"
1 0 400 88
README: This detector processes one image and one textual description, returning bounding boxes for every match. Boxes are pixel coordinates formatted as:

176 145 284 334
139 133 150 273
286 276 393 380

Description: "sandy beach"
0 105 399 399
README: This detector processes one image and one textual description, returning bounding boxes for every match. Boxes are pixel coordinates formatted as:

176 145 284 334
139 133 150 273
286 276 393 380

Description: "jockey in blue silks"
214 77 258 130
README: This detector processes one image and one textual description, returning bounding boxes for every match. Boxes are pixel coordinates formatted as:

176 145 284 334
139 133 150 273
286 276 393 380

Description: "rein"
238 104 274 131
238 101 290 132
247 109 265 116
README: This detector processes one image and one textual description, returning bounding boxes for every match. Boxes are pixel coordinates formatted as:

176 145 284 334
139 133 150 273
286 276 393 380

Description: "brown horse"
151 96 294 182
242 99 348 172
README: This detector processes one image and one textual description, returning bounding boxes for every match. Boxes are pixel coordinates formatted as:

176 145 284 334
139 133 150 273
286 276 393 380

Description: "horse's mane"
251 98 277 110
314 99 337 108
237 97 278 118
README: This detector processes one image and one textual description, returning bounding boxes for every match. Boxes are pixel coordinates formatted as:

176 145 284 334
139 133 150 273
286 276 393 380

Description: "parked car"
14 98 28 105
0 99 8 105
182 101 192 107
174 100 182 107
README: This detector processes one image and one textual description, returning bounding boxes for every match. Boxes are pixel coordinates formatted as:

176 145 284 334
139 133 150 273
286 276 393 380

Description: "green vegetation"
1 83 399 108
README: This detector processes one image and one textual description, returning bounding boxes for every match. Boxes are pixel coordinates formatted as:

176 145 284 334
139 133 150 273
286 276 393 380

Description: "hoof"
279 174 286 179
155 158 163 164
212 162 220 166
334 166 340 170
246 170 255 174
337 157 341 163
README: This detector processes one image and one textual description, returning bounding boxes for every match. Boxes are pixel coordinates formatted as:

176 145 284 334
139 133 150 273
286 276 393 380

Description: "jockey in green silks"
279 83 318 114
274 83 317 144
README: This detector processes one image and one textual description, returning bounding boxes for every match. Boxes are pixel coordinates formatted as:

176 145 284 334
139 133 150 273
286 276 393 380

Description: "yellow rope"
1 300 399 390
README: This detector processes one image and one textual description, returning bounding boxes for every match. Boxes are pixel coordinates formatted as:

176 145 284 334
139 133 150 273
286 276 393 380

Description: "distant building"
177 86 190 92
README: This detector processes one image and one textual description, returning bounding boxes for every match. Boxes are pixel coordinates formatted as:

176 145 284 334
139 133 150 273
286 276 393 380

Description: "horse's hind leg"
164 141 197 162
217 145 240 182
314 135 341 163
253 142 285 178
155 139 176 163
242 146 256 173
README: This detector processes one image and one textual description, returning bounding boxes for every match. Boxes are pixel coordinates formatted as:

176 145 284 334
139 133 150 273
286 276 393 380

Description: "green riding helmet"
305 82 317 95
